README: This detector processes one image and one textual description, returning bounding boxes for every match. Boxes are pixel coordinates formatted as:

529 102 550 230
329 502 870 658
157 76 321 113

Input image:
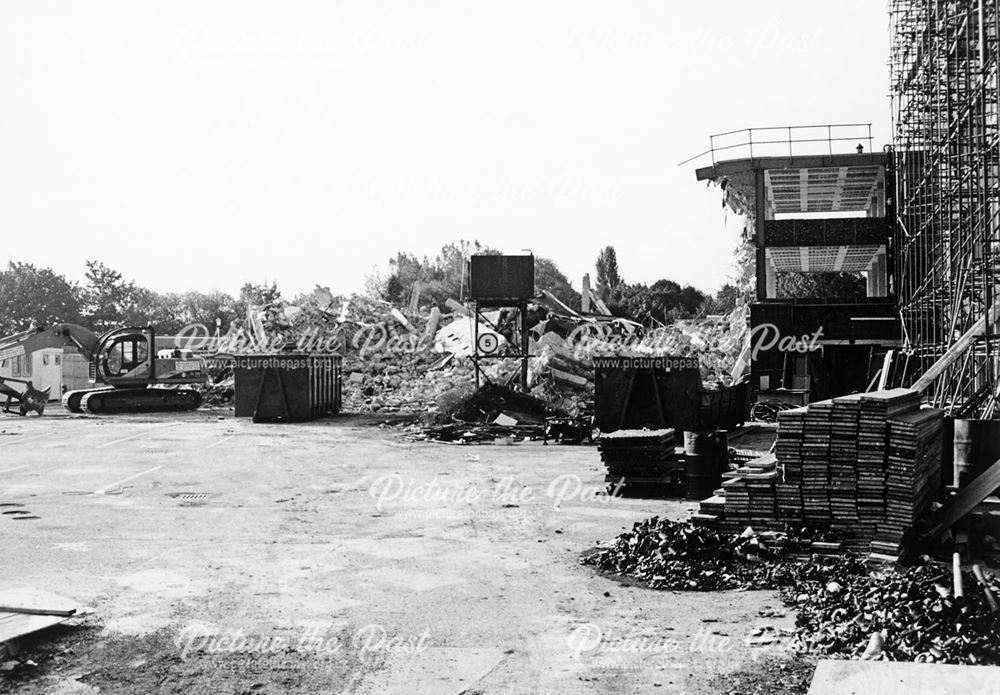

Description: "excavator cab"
98 329 153 383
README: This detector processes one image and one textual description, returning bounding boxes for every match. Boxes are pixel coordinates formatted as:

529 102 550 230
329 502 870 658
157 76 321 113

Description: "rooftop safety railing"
678 123 874 166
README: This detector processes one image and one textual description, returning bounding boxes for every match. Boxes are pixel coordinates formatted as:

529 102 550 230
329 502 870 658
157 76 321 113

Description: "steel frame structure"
890 0 1000 416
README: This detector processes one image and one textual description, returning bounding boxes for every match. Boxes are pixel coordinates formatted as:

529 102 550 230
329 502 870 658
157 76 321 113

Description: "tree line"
371 242 745 324
1 240 788 338
0 260 260 336
593 246 742 323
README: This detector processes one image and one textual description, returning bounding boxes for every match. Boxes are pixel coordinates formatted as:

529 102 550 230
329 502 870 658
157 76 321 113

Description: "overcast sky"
0 1 891 299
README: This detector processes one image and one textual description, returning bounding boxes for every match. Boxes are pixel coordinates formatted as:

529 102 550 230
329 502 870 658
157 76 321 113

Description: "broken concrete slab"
493 413 518 427
807 659 1000 695
0 612 72 646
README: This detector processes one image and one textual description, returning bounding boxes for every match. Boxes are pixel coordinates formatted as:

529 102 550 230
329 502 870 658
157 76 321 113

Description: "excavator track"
62 388 113 413
76 388 202 415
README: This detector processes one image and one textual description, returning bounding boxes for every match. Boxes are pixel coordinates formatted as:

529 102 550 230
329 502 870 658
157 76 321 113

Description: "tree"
384 252 427 305
534 257 581 311
775 272 867 300
673 283 705 316
595 246 622 298
434 240 498 300
122 287 181 332
703 283 743 315
237 282 282 310
81 260 142 332
382 240 500 309
362 265 388 300
610 279 708 325
0 262 83 334
176 290 240 332
125 290 240 335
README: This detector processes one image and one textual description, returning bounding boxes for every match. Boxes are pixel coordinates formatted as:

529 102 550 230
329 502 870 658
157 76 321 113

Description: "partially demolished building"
693 125 901 405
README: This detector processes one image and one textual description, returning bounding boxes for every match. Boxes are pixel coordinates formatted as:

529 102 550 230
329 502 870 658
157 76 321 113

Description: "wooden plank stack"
746 453 779 522
776 406 806 484
872 406 944 557
829 394 862 524
599 429 680 489
719 476 750 531
800 399 833 522
703 389 944 559
775 482 803 519
698 452 786 533
774 406 805 520
859 389 920 477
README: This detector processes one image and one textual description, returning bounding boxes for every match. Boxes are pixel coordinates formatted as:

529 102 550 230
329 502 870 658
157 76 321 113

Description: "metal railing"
678 123 874 166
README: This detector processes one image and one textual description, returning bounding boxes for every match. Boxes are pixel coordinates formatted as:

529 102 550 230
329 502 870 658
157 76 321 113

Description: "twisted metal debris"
583 517 1000 665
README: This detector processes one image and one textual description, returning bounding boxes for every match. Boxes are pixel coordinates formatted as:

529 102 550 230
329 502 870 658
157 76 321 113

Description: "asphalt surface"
0 411 792 694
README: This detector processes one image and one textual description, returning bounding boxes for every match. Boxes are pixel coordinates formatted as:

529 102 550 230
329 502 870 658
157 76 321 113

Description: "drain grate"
167 492 210 501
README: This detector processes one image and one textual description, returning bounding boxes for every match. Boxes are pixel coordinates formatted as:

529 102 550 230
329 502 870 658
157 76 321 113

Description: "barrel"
952 419 1000 488
684 430 728 501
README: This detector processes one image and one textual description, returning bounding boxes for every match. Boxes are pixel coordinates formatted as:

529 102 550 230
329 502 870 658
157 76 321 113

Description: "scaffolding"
890 0 1000 416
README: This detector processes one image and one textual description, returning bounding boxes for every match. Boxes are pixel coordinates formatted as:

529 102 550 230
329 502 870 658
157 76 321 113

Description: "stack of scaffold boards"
598 429 681 494
702 453 780 529
875 404 945 558
696 388 944 560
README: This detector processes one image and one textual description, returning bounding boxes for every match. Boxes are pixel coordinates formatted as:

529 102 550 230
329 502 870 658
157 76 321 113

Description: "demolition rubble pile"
792 559 1000 664
202 378 235 406
583 516 850 592
416 383 554 441
216 288 749 416
532 303 749 394
584 517 1000 665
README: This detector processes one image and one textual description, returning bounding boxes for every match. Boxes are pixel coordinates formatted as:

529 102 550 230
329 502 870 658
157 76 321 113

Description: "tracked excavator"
63 326 208 415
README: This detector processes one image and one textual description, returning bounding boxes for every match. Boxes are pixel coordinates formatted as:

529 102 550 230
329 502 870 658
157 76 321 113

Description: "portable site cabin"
0 324 100 401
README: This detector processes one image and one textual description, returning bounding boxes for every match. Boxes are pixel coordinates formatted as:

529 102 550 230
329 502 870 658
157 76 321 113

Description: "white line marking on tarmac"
206 438 229 449
94 465 164 495
0 465 31 474
95 422 181 450
2 432 54 445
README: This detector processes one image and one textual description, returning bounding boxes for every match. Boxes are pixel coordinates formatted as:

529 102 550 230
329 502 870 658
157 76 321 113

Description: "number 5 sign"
476 332 500 355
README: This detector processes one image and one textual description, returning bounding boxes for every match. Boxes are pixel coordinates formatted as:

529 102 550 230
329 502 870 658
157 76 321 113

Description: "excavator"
62 326 208 415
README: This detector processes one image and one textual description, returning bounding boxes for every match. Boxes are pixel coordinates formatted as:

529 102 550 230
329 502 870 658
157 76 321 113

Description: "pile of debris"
209 287 749 416
790 559 1000 664
417 383 553 442
583 517 1000 665
434 382 549 423
200 374 235 407
529 302 749 397
583 516 853 591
